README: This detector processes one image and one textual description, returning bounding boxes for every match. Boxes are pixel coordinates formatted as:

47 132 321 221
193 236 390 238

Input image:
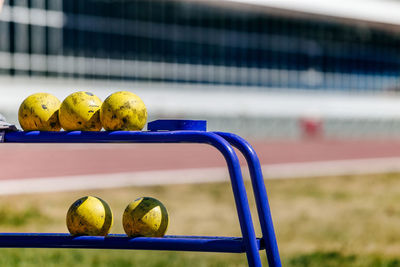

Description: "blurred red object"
299 117 323 139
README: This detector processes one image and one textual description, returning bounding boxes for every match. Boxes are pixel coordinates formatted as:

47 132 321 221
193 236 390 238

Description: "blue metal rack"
1 121 281 267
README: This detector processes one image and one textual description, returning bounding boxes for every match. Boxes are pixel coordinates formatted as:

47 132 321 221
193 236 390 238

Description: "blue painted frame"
3 130 281 267
215 132 281 267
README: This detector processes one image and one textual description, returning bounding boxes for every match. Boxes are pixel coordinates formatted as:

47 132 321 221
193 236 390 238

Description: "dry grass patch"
1 172 400 266
268 173 400 257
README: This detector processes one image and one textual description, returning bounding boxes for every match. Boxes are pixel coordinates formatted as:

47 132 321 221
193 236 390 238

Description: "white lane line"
0 168 230 195
265 157 400 179
2 157 400 195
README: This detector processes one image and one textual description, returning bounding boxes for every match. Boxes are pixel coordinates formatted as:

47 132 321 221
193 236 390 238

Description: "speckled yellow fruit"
100 91 147 131
59 92 102 131
18 93 61 131
66 196 113 236
123 197 169 237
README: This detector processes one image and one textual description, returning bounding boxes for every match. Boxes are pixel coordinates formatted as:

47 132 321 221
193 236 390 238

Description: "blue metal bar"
148 119 207 131
0 234 264 253
4 131 262 267
215 132 282 267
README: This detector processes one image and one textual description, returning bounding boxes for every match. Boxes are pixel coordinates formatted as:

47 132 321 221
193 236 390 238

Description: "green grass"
0 249 249 267
1 173 400 266
0 205 49 226
287 252 400 267
0 249 400 267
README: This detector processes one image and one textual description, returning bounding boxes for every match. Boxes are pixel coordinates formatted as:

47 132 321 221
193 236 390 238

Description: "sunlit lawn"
1 173 400 266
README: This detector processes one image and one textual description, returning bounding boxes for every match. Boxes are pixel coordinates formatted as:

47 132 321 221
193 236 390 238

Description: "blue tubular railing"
215 132 282 267
4 130 266 267
0 234 264 253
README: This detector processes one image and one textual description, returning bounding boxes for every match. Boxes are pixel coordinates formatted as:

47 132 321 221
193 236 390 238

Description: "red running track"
3 139 400 180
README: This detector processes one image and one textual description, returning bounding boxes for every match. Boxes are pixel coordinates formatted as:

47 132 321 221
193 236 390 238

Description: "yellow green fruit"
18 93 61 131
59 91 102 131
66 196 113 236
123 197 169 237
100 91 147 131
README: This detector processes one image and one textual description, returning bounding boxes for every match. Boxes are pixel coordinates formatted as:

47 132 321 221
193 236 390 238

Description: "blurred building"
1 0 400 91
2 0 400 139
